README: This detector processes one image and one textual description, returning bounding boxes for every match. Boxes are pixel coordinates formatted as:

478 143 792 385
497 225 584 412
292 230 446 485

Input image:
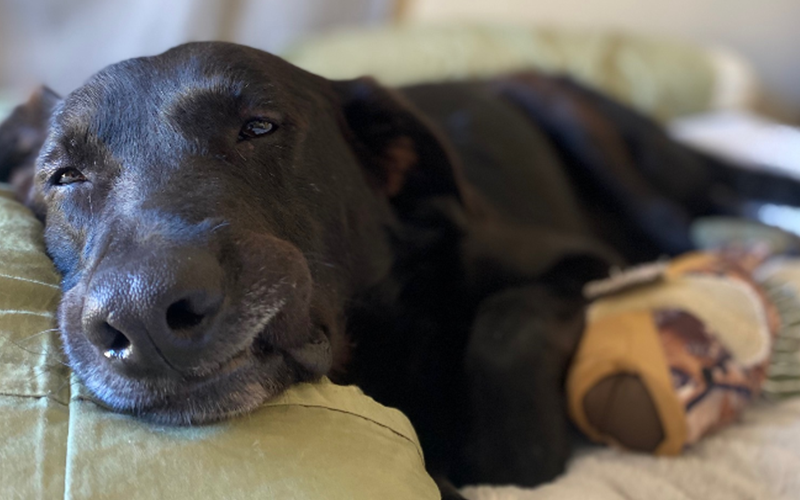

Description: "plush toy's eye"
238 119 276 141
51 167 87 186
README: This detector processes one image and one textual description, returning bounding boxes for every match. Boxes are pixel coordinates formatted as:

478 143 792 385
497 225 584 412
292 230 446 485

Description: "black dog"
2 42 798 496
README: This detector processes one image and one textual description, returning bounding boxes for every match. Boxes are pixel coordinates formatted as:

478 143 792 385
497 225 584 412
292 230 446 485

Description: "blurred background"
0 0 797 123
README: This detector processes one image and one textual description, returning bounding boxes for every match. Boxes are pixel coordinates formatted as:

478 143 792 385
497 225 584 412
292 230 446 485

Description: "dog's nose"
81 247 225 376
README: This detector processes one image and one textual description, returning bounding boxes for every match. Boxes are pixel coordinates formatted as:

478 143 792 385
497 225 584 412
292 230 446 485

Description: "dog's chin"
69 346 309 425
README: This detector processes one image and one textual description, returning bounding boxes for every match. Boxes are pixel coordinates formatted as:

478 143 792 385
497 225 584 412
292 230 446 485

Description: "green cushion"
285 24 717 122
0 185 439 499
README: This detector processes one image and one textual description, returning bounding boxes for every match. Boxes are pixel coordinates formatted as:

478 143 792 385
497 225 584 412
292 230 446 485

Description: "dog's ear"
0 86 60 204
332 77 465 213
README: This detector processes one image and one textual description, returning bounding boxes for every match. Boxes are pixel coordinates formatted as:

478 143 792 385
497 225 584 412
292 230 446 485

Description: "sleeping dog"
1 42 797 496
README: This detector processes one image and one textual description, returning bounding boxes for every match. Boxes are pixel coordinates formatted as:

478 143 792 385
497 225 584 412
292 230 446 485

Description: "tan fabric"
0 184 439 500
567 310 688 455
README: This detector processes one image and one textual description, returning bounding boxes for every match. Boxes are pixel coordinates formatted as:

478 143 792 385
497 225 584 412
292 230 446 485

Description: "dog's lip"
178 345 256 386
175 327 281 387
166 297 288 383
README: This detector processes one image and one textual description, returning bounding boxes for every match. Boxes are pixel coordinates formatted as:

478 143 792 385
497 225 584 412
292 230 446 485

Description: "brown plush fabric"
584 374 665 452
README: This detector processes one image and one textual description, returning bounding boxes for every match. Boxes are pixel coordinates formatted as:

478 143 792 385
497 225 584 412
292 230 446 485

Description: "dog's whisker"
211 221 231 233
19 362 70 386
45 378 73 403
304 257 339 269
9 327 60 343
1 337 70 367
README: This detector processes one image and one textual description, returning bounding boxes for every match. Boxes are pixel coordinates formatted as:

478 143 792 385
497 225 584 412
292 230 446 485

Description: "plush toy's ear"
0 86 60 203
332 77 465 213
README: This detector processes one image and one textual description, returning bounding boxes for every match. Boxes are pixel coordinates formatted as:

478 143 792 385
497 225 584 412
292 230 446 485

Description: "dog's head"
1 42 462 423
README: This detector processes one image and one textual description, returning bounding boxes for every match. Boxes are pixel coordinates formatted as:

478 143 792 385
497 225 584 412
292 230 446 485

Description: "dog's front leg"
459 285 586 487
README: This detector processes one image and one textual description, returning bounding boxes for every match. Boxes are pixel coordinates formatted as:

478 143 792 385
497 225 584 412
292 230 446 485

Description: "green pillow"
0 185 439 499
285 24 717 122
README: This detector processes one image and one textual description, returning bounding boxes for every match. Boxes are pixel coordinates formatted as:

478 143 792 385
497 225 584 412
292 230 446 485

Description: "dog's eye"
51 167 87 186
238 119 276 141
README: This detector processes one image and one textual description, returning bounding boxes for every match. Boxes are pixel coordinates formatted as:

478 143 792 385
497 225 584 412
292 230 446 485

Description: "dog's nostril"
166 299 206 331
102 325 132 361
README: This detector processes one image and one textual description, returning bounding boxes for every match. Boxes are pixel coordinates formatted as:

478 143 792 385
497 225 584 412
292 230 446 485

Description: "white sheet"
462 397 800 500
670 111 800 179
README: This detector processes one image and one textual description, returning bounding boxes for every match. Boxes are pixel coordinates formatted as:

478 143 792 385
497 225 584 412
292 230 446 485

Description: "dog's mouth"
68 318 331 425
176 341 255 386
174 317 332 389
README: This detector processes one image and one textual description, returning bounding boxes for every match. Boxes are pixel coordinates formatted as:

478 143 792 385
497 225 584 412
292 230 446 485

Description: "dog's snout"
81 247 225 376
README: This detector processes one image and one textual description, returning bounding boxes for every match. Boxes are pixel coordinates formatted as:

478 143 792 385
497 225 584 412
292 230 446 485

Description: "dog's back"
343 73 800 488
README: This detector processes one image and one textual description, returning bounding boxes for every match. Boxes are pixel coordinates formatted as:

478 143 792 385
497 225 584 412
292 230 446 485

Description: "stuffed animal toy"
567 247 800 455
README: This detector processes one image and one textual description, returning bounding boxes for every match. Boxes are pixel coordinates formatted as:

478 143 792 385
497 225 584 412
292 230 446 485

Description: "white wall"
2 0 797 121
0 0 394 96
406 0 800 121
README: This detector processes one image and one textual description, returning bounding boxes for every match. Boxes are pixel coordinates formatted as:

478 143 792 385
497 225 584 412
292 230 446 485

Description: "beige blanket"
464 397 800 500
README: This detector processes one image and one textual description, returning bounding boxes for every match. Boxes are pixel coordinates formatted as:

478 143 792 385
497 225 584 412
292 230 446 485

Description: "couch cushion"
286 24 722 121
0 185 439 500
